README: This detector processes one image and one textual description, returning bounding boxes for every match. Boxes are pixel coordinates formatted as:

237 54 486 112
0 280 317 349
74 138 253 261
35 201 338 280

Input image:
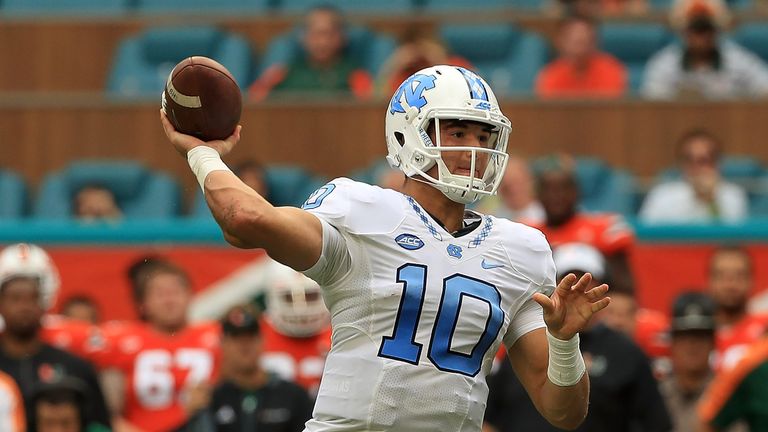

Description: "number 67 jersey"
301 178 556 432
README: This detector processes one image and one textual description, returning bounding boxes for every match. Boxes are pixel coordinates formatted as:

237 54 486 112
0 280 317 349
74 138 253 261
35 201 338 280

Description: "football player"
162 65 611 431
261 263 331 396
95 259 220 432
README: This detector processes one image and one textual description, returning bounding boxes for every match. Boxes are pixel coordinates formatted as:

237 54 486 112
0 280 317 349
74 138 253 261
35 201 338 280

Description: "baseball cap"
552 243 605 280
221 305 260 336
671 292 716 333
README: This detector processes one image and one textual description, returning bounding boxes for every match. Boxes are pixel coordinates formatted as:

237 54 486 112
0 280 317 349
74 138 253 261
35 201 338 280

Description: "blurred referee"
208 305 313 432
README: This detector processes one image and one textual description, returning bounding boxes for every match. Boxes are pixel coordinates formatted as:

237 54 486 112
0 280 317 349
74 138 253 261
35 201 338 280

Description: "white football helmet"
265 263 329 338
0 243 60 309
385 65 512 204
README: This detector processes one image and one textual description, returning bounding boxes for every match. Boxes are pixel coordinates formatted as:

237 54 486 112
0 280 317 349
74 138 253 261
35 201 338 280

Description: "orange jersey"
716 314 768 370
530 213 634 256
260 319 331 396
535 53 628 99
0 371 24 432
40 315 105 361
94 321 221 432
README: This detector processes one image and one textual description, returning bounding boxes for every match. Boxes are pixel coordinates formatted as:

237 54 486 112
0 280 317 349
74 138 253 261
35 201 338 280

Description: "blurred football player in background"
261 263 331 397
0 243 110 430
96 258 220 432
60 296 101 325
163 65 611 431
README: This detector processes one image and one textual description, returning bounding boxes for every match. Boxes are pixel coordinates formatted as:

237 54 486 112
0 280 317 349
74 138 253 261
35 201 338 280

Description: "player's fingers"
571 273 593 292
585 284 609 301
555 273 577 295
590 297 611 314
532 292 555 315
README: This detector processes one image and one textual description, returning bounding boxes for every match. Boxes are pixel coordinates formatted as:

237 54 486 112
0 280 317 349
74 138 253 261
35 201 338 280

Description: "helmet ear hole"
394 132 405 147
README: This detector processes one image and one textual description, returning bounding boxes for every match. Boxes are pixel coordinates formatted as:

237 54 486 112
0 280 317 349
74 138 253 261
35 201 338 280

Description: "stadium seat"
107 26 254 98
191 166 327 217
0 170 28 219
439 24 548 97
599 24 673 92
260 26 395 75
1 0 128 15
277 0 412 13
34 161 181 219
422 0 543 11
731 23 768 63
134 0 269 14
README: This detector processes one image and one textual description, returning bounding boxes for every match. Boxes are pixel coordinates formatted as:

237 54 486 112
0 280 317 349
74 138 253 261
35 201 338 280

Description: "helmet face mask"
266 264 329 338
385 66 511 204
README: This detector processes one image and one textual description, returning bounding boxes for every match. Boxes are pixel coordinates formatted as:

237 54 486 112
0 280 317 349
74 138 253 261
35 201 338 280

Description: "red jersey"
40 315 105 360
530 213 634 256
260 318 331 396
94 321 221 432
716 314 768 371
535 53 627 99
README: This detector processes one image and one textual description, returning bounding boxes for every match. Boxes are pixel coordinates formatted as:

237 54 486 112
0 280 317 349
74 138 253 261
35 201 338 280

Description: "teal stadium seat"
422 0 543 12
135 0 269 13
260 26 395 75
192 166 327 218
1 0 128 15
599 24 673 93
107 26 254 98
34 161 181 219
732 23 768 63
277 0 412 13
439 24 548 97
0 170 28 219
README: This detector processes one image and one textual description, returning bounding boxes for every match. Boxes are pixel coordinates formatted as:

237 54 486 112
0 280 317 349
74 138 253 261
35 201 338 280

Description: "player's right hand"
160 110 241 157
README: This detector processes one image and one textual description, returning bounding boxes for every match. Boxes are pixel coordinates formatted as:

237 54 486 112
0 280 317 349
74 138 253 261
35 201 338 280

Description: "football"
161 56 242 142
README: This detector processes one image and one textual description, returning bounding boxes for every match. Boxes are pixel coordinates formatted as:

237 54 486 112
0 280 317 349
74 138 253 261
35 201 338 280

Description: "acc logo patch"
395 233 425 250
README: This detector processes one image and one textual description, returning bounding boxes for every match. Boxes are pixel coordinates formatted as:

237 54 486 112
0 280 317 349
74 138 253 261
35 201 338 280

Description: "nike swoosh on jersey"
481 259 505 269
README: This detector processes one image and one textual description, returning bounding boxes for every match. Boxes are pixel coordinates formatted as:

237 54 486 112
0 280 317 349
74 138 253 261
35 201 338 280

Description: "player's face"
222 333 262 375
0 277 43 339
428 120 494 179
709 251 753 313
141 273 191 331
599 293 637 337
670 331 713 374
538 171 579 225
36 401 81 432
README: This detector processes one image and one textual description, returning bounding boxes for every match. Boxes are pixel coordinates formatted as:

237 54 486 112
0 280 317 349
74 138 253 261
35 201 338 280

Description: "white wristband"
546 329 586 387
186 146 231 193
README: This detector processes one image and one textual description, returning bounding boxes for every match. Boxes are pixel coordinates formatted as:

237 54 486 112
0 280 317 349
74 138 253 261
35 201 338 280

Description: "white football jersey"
302 178 556 432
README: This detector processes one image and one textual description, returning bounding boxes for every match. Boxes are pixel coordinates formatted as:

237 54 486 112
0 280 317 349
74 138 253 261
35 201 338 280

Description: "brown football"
162 56 242 142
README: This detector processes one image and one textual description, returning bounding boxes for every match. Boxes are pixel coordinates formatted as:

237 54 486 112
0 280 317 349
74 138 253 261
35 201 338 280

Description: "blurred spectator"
557 0 648 16
32 378 110 432
659 292 717 432
377 29 472 96
72 185 122 222
698 336 768 431
208 305 313 432
535 16 627 99
642 0 768 100
60 296 100 325
376 166 405 192
261 263 331 397
0 370 25 432
0 244 110 430
234 160 269 199
706 246 768 370
484 243 672 432
640 130 748 224
249 4 372 101
476 156 544 224
528 155 635 293
95 258 220 432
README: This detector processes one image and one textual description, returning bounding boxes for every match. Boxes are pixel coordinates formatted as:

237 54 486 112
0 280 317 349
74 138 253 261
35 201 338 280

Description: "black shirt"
210 375 313 432
485 324 672 432
0 342 111 430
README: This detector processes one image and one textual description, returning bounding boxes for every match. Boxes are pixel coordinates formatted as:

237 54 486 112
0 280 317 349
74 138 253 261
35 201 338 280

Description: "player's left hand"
532 273 610 341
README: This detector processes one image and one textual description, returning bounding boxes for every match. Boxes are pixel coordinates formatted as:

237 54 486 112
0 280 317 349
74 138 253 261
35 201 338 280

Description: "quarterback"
161 65 610 431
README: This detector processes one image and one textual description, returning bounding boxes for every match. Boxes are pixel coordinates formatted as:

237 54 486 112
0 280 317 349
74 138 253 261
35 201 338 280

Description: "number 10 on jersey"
378 264 504 377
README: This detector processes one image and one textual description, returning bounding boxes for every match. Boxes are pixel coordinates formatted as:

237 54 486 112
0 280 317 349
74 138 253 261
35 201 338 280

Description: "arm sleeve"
302 218 353 287
502 298 546 349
